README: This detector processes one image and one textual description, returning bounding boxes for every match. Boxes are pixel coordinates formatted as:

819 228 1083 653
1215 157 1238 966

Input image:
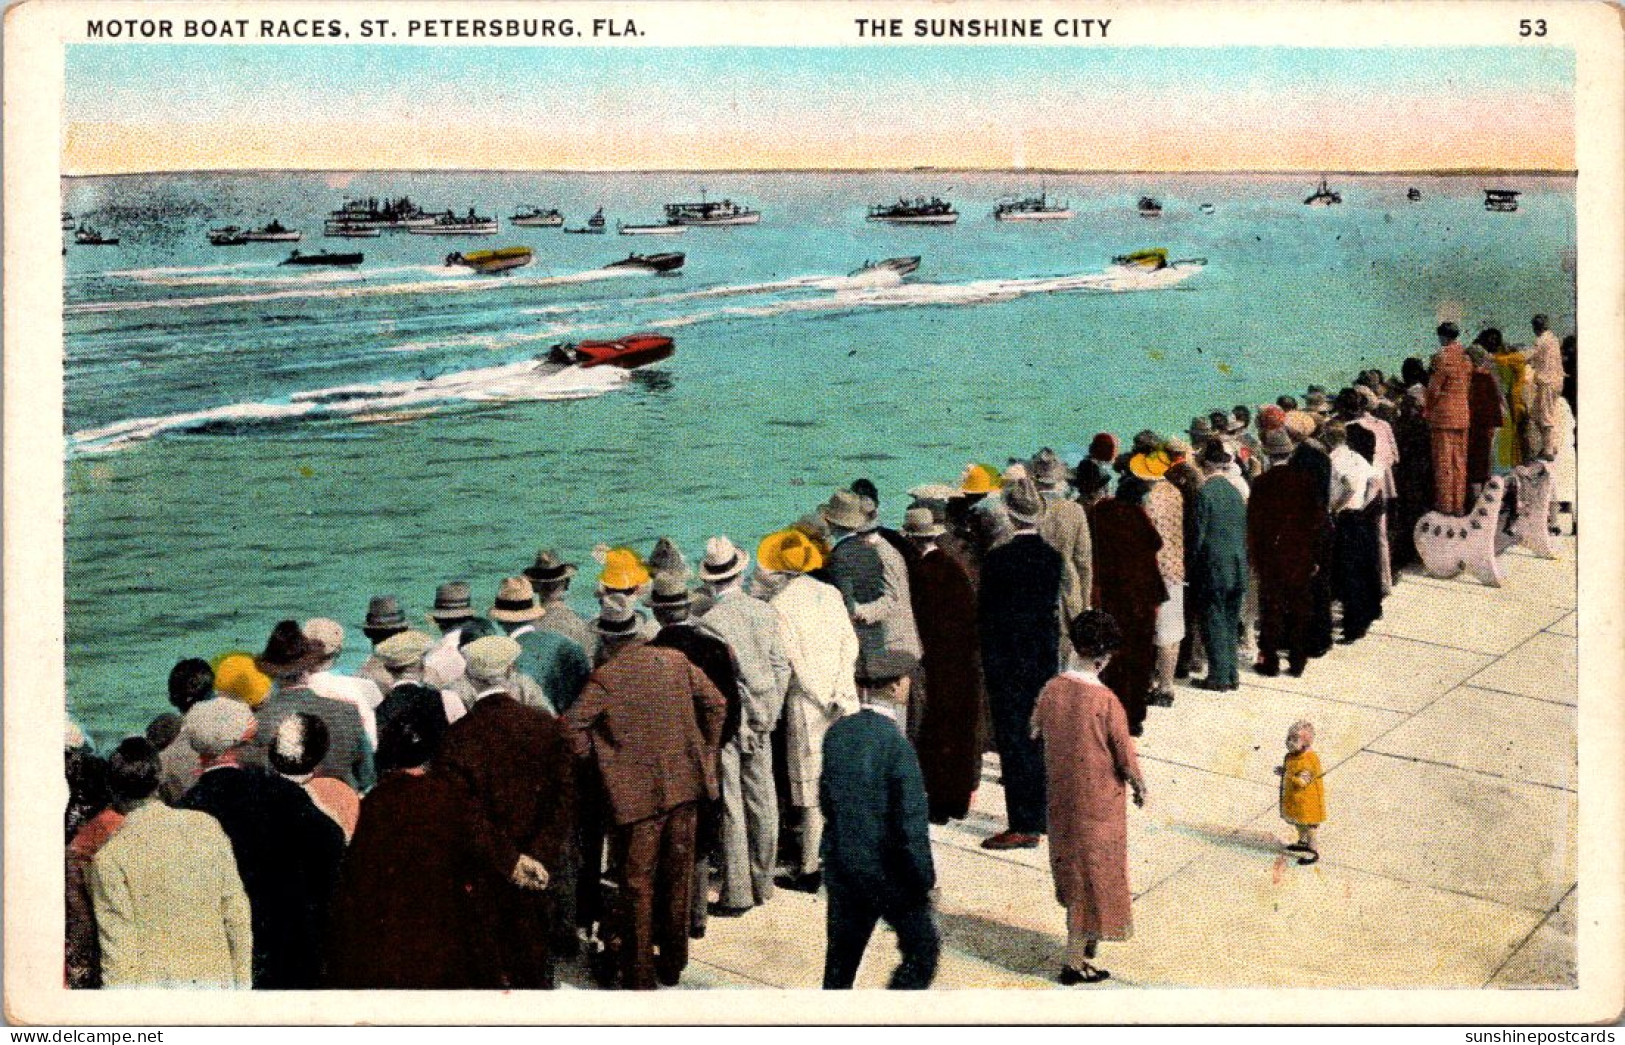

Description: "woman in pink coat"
1031 609 1147 985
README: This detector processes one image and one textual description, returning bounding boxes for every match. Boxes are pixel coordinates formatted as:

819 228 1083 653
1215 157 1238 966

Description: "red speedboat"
551 333 675 369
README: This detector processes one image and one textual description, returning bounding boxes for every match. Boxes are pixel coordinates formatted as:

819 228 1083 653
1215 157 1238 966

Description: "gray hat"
1262 427 1295 457
523 549 577 585
1189 416 1215 440
1029 447 1070 488
463 635 522 679
427 581 475 622
364 595 408 631
1002 477 1046 525
647 537 690 580
819 489 872 531
901 506 945 538
186 698 257 758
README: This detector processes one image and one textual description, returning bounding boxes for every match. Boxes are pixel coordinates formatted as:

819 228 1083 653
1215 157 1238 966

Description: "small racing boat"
605 251 684 273
208 226 249 246
280 249 362 266
540 333 675 370
1137 196 1163 218
618 220 688 236
327 226 382 238
73 225 118 246
445 246 533 274
1110 248 1207 273
850 256 921 278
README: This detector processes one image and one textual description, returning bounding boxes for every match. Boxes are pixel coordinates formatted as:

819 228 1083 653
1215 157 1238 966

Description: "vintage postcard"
5 0 1623 1027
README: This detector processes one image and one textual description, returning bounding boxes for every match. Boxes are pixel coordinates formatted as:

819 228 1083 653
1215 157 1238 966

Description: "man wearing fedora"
696 536 791 914
1190 441 1250 691
564 598 727 989
373 630 469 728
437 635 577 989
301 618 384 751
357 595 411 694
1031 447 1095 633
978 478 1063 850
252 621 375 792
648 574 740 940
526 550 599 664
820 489 922 706
752 528 860 893
902 506 985 825
421 581 477 689
491 576 592 716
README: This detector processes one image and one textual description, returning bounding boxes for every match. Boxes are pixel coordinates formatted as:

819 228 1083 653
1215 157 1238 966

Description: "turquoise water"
62 171 1575 746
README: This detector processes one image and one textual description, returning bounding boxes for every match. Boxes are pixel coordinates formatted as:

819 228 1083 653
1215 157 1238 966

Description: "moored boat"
208 226 249 246
327 226 382 238
850 256 921 278
1137 196 1163 218
408 209 499 236
542 333 676 370
993 192 1073 221
1407 187 1423 202
445 246 534 274
61 211 75 230
324 195 436 233
663 191 760 226
605 251 685 273
618 220 688 236
1484 189 1521 213
564 208 608 234
867 197 958 224
1304 177 1343 206
280 249 363 267
242 219 302 242
73 225 119 246
1199 203 1217 215
510 206 564 227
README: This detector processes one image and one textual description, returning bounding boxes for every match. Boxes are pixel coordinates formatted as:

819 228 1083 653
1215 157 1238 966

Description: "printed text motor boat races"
85 17 640 39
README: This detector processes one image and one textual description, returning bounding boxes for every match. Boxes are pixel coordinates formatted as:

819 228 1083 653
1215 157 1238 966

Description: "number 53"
1519 18 1548 36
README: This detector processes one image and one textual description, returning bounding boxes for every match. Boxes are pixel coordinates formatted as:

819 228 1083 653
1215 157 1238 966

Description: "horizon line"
63 166 1580 179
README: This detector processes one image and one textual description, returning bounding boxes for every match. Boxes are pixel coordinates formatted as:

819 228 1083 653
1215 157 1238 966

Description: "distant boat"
664 191 760 226
867 196 958 224
73 225 118 246
1137 196 1163 218
542 333 676 370
327 226 382 239
61 211 75 230
445 246 534 274
1407 187 1423 202
850 256 920 278
618 220 687 236
564 208 608 234
1484 189 1521 213
993 192 1073 222
1199 203 1216 215
324 195 436 233
280 249 362 267
1304 177 1343 206
606 251 685 273
208 226 249 246
242 219 301 242
408 210 499 236
510 207 564 227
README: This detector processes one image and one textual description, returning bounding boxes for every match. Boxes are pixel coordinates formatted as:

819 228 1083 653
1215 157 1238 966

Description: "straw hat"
186 698 257 759
699 536 749 582
1128 450 1172 481
426 581 475 623
255 620 327 678
376 629 435 670
463 635 523 679
212 652 272 709
649 573 694 608
757 529 824 573
1002 477 1046 525
1283 409 1319 442
594 594 642 638
959 463 1002 495
522 549 577 585
901 507 945 538
597 547 652 591
489 576 545 623
819 489 872 530
302 618 345 659
907 482 960 503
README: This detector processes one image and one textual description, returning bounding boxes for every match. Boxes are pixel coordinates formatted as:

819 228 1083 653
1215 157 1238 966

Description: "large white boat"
510 207 565 227
324 195 437 233
867 197 959 224
407 210 500 236
993 192 1074 222
663 191 761 226
242 219 302 242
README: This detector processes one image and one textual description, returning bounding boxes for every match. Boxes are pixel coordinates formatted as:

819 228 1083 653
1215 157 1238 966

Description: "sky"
62 46 1576 174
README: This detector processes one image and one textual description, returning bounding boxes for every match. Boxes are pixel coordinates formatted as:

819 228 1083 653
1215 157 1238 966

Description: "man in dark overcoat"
1248 433 1330 678
436 635 577 990
976 478 1062 850
564 606 727 989
901 507 985 825
1190 441 1250 690
1091 475 1167 736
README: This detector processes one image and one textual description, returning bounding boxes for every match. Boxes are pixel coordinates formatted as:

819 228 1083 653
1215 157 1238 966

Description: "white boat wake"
69 361 629 454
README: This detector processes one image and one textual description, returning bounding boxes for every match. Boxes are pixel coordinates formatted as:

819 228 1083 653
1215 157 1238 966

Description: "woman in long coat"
1032 610 1146 985
1088 475 1166 736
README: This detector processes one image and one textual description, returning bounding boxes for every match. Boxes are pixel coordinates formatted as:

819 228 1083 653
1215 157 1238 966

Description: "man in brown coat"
1425 321 1474 514
436 636 577 989
564 603 727 990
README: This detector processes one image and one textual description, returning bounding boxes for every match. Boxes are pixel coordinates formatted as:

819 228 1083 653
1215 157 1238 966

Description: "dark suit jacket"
1248 465 1328 586
1191 475 1249 593
255 685 374 791
563 642 727 824
820 709 935 911
177 765 345 989
977 532 1064 696
651 622 742 748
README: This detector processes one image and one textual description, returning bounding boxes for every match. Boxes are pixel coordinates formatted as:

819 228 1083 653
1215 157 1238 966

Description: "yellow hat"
757 529 825 574
959 463 1003 495
211 651 272 709
598 546 652 590
1128 450 1172 481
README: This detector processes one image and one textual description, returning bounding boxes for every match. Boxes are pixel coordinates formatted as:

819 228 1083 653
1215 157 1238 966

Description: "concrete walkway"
672 535 1578 991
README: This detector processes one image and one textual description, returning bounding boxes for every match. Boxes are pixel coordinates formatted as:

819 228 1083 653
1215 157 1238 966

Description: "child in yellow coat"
1275 719 1324 865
